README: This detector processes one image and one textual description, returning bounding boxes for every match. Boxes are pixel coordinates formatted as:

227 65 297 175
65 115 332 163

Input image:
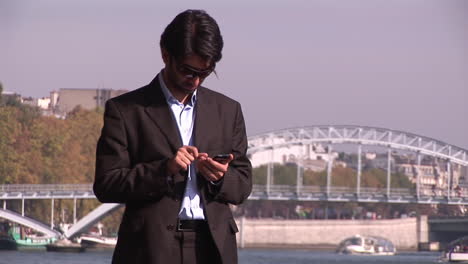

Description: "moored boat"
79 234 117 249
0 222 16 250
46 239 85 253
9 224 56 250
79 222 117 249
442 236 468 262
336 235 396 255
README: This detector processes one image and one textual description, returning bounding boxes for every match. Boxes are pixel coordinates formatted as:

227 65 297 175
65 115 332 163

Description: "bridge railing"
0 184 93 193
251 184 415 196
251 184 468 198
0 184 419 197
359 187 413 196
418 187 467 198
1 184 467 200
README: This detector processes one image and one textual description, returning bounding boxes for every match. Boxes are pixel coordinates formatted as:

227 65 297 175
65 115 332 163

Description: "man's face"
165 54 214 95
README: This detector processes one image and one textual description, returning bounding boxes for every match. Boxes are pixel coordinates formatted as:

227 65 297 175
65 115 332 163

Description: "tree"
0 107 23 184
0 82 3 104
253 163 304 185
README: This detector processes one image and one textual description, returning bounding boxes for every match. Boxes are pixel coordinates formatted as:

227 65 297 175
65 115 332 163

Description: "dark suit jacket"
94 75 252 264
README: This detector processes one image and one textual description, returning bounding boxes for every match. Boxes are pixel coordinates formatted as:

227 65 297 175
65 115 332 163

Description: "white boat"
443 236 468 262
78 222 117 249
79 234 117 249
336 235 396 255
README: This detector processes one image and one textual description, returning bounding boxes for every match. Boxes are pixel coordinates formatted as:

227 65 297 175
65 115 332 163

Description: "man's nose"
191 76 201 86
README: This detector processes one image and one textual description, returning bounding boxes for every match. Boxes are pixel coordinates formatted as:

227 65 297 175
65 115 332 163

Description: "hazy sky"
1 0 467 149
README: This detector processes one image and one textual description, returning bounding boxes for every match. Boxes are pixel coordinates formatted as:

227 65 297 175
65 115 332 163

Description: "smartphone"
213 154 231 163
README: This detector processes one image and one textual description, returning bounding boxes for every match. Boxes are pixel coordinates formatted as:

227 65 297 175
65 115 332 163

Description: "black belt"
177 219 208 232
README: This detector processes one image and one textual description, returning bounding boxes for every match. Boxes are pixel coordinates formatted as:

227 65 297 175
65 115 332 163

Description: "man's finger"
179 155 192 166
207 158 228 172
197 152 209 160
205 170 218 182
181 152 195 162
184 146 199 158
177 162 188 171
198 161 215 180
211 171 223 181
179 163 189 171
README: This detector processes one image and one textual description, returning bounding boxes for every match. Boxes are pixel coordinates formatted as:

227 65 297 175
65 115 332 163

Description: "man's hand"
197 154 234 182
166 146 199 175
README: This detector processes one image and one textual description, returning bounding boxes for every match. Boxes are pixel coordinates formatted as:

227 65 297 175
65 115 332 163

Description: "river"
0 249 446 264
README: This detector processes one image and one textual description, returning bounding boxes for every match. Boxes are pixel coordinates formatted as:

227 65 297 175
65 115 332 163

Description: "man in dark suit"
94 9 252 264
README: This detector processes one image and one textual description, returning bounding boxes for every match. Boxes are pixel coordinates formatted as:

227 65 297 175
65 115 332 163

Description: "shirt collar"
158 70 197 106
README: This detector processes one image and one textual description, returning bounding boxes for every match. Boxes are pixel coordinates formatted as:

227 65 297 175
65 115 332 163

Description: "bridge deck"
1 184 467 204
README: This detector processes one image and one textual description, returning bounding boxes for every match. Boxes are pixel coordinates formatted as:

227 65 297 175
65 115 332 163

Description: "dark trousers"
176 220 221 264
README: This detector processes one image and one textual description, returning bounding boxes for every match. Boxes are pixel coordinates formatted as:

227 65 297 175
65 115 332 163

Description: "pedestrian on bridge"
94 9 252 264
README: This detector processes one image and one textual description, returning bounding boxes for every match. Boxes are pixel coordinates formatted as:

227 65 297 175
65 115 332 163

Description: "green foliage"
252 165 267 184
249 163 427 219
252 163 300 185
4 95 22 108
0 104 109 230
304 170 327 186
0 107 23 184
254 163 413 189
0 82 3 104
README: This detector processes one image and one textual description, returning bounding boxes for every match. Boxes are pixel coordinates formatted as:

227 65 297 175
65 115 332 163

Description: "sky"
1 0 467 149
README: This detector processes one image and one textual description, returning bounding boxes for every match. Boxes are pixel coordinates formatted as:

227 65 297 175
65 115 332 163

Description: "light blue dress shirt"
158 72 205 220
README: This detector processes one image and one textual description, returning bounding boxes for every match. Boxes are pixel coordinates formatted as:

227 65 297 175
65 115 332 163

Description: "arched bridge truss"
0 208 61 238
247 125 468 204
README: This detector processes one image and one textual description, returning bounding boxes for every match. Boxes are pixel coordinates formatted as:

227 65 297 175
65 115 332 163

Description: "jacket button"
167 224 175 231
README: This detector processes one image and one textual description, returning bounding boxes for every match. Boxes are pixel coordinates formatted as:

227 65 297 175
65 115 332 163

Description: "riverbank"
235 217 426 250
239 243 421 252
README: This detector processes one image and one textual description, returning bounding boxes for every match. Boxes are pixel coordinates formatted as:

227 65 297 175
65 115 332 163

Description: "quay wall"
235 217 426 250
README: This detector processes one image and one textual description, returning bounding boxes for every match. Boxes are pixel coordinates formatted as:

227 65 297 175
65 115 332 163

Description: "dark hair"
160 9 223 65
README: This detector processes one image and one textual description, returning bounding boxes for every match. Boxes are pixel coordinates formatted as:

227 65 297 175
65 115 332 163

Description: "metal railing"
0 184 93 192
0 184 467 203
251 184 414 195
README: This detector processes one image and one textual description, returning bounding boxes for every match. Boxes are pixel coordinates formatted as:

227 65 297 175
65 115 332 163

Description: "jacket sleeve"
93 100 171 203
208 102 252 205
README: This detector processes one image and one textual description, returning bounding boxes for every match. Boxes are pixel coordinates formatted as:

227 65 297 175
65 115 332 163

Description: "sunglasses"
175 62 214 80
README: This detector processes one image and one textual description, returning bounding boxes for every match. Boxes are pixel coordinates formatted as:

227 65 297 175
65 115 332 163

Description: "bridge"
247 125 468 200
1 183 467 240
0 125 467 240
0 183 121 239
429 217 468 243
0 208 61 238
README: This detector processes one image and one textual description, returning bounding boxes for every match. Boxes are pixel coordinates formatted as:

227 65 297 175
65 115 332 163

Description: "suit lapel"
194 87 219 153
143 76 182 153
194 87 221 194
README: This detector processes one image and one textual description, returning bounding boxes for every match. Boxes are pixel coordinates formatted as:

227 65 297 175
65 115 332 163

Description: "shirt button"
167 224 175 231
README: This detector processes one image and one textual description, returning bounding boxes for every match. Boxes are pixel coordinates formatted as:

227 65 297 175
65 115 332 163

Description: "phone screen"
213 154 230 162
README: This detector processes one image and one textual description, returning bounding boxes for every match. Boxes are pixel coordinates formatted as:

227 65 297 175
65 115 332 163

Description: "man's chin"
182 86 198 93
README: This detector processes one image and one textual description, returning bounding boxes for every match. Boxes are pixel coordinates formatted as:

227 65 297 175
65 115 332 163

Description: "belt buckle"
177 219 192 232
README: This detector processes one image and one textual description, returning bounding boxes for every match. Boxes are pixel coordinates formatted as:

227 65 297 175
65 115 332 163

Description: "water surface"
0 248 444 264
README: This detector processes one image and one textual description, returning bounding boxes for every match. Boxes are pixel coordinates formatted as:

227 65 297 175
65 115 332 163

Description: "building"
394 158 467 195
395 163 442 186
8 88 128 118
55 88 128 114
1 90 21 104
21 96 51 110
249 142 339 171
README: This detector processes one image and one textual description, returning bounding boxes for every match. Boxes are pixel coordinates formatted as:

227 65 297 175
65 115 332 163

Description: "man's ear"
161 48 170 64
